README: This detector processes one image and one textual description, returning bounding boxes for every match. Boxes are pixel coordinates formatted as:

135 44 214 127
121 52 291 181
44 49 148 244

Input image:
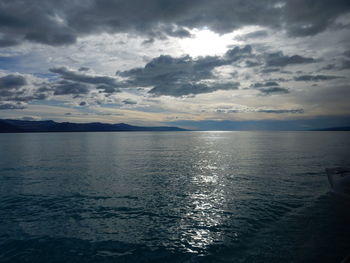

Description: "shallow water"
0 131 349 262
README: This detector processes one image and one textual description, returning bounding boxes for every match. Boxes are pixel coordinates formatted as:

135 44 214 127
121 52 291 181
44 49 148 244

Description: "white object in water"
326 168 350 198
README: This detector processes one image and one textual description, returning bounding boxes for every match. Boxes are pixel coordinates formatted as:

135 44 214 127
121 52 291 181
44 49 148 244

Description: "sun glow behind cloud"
179 29 240 57
0 1 350 129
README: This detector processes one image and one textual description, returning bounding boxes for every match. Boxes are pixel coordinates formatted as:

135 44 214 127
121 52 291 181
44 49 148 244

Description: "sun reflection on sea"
177 133 230 253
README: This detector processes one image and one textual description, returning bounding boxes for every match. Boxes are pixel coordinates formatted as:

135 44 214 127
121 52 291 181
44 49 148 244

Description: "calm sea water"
0 131 349 262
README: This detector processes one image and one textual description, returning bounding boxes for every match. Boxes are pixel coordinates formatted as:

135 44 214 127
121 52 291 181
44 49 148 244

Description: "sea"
0 131 349 263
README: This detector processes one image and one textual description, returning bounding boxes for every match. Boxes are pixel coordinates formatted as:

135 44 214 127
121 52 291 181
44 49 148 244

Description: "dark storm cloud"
122 99 137 105
258 87 290 95
0 74 27 89
149 82 239 97
265 52 316 67
225 45 253 60
0 102 25 110
0 38 19 47
245 60 262 67
142 38 155 46
24 31 76 46
322 60 350 71
0 74 49 109
49 67 118 87
321 64 337 71
239 30 269 39
142 25 192 41
1 93 48 102
283 0 350 37
51 80 90 95
261 68 280 73
96 84 120 94
117 46 251 96
0 0 349 47
116 45 321 97
340 60 350 70
294 75 343 81
163 25 192 38
251 81 279 88
48 67 121 95
249 80 289 96
257 108 304 114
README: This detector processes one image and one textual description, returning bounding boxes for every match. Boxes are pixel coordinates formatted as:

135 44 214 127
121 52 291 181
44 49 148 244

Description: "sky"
0 0 350 130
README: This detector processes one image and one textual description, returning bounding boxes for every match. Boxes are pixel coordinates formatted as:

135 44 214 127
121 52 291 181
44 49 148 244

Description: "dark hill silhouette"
0 121 24 133
0 119 188 133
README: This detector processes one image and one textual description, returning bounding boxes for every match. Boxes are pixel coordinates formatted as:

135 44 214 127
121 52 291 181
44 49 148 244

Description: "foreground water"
0 131 349 262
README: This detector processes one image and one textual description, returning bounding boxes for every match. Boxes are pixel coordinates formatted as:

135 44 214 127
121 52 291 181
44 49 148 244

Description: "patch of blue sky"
30 100 69 107
0 56 22 72
32 72 57 80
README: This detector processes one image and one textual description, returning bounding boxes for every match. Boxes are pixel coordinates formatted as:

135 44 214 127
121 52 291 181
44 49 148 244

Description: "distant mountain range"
0 119 188 133
1 119 349 133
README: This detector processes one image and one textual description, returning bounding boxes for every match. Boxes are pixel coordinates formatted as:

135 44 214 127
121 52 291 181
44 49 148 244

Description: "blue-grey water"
0 131 349 263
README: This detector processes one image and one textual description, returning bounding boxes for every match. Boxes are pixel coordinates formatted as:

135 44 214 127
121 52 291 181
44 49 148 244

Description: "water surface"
0 131 349 262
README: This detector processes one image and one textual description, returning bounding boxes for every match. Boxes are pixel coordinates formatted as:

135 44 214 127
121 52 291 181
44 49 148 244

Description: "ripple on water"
0 131 350 262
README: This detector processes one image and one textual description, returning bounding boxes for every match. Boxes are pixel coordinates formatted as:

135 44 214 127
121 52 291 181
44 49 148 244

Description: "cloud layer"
0 0 349 47
2 43 347 112
0 1 349 128
117 46 254 96
0 74 49 109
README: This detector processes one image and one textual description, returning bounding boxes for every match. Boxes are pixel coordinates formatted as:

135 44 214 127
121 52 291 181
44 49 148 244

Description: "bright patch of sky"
0 1 349 129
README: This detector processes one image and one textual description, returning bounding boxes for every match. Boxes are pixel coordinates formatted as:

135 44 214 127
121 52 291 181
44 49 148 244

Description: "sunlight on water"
0 131 350 262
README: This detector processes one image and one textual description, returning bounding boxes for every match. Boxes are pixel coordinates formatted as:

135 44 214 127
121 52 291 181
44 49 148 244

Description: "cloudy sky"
0 0 350 130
